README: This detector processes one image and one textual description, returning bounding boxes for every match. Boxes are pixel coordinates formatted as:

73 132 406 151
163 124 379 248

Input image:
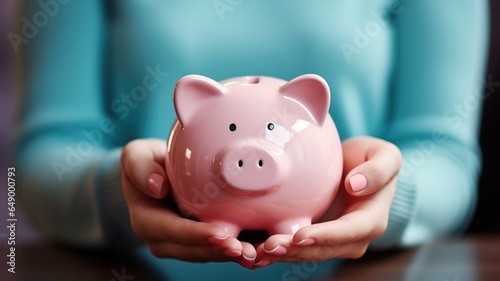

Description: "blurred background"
467 0 500 233
1 0 41 247
0 0 498 249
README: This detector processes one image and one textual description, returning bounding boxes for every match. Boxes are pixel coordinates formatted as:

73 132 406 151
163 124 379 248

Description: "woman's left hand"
252 136 402 267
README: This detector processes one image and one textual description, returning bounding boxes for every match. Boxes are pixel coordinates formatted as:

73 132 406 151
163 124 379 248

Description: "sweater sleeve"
14 0 141 248
371 0 489 249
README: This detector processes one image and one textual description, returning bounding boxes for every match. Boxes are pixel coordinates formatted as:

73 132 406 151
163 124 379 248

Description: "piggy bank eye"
267 123 275 131
229 123 237 131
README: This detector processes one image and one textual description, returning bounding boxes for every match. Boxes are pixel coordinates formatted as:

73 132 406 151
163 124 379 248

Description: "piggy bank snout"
219 143 288 193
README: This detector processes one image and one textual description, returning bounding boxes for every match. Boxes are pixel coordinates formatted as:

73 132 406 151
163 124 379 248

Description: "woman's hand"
120 139 257 267
253 136 402 267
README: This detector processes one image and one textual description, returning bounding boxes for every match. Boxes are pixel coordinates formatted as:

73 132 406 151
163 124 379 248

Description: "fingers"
247 136 401 267
120 139 261 265
253 234 370 266
342 136 402 196
257 240 370 264
253 215 378 266
123 176 230 246
251 181 395 266
293 212 386 247
147 237 242 262
261 234 292 256
147 242 229 262
148 240 257 266
121 139 170 199
122 173 257 264
237 241 257 268
295 175 396 247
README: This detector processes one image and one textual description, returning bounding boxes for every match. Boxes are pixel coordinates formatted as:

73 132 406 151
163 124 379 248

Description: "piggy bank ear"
174 75 226 127
279 74 330 125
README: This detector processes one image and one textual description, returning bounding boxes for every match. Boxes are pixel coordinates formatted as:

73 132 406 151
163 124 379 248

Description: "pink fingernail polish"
242 254 256 261
294 238 315 246
239 255 256 269
148 173 164 195
350 174 367 192
207 234 228 244
263 245 287 255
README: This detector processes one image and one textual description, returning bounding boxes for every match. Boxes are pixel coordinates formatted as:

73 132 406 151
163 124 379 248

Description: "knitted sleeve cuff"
94 147 144 249
369 173 417 250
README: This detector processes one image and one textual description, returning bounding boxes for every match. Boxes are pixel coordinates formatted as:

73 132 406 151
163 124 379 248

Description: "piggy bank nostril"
258 160 263 167
238 160 243 167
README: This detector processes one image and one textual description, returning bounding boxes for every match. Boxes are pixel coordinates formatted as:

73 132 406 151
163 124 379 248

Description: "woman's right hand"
120 139 257 267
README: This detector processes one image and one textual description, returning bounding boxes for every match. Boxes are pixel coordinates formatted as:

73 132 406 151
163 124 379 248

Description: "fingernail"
207 234 228 245
238 255 256 269
223 249 242 257
294 238 315 246
350 174 367 192
148 173 164 195
254 260 271 267
263 245 287 255
242 254 256 261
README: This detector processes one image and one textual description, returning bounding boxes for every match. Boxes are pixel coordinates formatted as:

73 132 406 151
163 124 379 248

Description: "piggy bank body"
166 74 343 237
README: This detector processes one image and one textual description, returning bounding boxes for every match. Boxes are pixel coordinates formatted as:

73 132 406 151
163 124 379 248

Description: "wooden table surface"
2 234 499 281
329 234 500 281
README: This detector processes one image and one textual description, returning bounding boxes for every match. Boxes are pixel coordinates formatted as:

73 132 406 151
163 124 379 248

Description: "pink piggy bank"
166 74 343 237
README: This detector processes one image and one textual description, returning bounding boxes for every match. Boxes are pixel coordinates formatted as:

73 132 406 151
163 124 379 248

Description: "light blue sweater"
15 0 489 279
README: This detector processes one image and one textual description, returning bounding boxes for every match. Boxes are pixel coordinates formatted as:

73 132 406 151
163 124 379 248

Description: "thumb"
342 137 402 196
121 139 170 199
